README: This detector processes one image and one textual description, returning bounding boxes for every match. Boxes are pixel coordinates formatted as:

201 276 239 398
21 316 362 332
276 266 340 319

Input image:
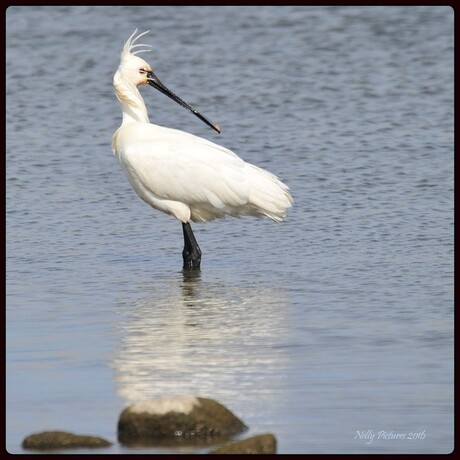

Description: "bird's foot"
182 249 201 270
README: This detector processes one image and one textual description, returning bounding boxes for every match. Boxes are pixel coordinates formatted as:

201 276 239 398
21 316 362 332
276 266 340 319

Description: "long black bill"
147 71 221 134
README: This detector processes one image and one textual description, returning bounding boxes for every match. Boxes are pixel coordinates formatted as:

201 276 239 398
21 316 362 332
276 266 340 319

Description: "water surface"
6 5 453 454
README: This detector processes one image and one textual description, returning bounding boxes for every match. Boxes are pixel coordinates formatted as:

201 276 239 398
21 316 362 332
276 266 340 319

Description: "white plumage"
112 30 293 269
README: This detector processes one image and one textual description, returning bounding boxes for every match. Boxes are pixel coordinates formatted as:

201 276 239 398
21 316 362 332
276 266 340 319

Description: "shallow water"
6 5 453 454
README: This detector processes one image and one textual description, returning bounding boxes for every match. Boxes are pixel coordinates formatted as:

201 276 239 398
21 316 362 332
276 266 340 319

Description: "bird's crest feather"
121 29 152 60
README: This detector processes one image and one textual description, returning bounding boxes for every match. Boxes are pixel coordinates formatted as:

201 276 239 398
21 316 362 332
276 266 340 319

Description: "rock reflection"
112 270 290 405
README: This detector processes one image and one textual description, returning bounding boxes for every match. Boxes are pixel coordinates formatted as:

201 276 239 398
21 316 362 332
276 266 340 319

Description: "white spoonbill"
112 30 293 269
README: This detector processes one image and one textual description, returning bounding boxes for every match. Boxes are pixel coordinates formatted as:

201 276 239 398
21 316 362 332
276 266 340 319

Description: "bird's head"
118 54 153 87
115 30 153 86
114 30 221 134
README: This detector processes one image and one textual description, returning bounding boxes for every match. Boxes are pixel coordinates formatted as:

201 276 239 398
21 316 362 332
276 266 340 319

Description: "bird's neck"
114 73 150 124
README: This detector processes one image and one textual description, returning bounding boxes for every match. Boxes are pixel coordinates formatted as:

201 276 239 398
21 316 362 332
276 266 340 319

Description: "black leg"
182 222 201 270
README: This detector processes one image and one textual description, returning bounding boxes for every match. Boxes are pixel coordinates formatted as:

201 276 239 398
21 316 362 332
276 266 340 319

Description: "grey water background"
5 6 453 454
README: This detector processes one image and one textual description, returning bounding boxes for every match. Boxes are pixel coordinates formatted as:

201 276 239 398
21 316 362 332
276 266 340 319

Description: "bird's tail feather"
246 164 293 222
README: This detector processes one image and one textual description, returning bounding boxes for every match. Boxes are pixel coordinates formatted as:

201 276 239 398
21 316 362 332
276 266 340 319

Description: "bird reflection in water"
180 269 201 302
112 270 289 407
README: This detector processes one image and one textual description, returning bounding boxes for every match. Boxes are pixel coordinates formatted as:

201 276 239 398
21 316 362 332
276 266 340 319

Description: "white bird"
112 30 293 269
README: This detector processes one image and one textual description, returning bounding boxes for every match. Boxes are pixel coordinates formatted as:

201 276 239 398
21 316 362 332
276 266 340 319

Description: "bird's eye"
139 68 147 74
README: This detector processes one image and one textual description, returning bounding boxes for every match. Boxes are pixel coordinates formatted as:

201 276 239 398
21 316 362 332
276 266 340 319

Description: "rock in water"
118 395 247 445
22 431 112 450
209 433 277 454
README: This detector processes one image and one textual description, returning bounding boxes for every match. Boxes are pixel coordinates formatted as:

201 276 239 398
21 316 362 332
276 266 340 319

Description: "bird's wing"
115 124 251 208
